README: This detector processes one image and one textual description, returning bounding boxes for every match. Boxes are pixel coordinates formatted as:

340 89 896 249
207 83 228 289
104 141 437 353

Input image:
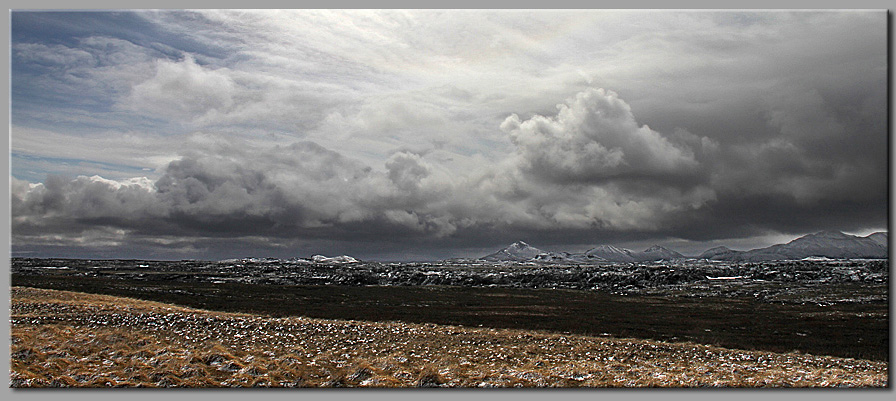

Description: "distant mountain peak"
698 246 741 260
586 244 630 253
637 245 685 261
584 244 635 262
311 254 359 264
481 241 544 262
583 244 684 262
866 232 888 246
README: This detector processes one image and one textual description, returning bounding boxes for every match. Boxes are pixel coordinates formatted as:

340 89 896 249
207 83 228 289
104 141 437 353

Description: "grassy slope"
9 287 888 388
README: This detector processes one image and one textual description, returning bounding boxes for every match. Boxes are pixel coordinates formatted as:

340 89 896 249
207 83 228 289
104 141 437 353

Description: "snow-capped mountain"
481 241 546 262
582 244 685 262
634 245 685 261
866 232 887 246
698 246 739 260
584 245 636 262
698 231 888 261
311 255 359 264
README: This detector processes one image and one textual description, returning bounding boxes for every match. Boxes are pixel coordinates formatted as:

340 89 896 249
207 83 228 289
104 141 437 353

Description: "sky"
8 10 889 261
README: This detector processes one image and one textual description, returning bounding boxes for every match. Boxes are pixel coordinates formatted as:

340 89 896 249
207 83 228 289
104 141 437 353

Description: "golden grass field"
9 286 888 388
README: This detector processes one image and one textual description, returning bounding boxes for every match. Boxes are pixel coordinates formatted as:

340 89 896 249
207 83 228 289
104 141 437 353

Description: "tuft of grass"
415 366 445 388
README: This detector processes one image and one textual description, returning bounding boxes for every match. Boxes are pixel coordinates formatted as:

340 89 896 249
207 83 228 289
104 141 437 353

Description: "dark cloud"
10 111 721 259
11 78 887 260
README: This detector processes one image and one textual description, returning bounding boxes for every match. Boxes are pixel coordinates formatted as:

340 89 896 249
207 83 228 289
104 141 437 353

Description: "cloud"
385 151 431 192
10 174 162 243
10 126 178 177
708 80 886 209
13 75 882 258
12 36 159 108
123 55 237 122
13 42 96 67
153 139 383 230
11 86 720 253
12 136 454 242
501 88 701 184
9 11 888 259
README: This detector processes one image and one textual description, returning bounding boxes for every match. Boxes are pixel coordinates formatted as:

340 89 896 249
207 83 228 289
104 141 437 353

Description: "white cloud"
501 88 700 183
10 126 178 175
13 36 159 102
14 42 96 67
123 55 237 122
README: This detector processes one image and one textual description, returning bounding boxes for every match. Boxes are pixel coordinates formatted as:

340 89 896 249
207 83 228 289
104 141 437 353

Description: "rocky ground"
9 286 888 388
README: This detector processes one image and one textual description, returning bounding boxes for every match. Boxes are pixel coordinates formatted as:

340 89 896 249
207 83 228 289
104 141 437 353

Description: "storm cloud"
9 10 888 260
10 92 723 254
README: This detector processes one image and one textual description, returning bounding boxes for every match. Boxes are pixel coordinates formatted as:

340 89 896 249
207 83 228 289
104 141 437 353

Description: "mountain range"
698 231 888 261
480 231 888 263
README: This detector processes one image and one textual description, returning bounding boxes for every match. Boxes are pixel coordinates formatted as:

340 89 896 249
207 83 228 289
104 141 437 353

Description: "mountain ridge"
482 243 687 263
480 231 888 263
711 231 888 261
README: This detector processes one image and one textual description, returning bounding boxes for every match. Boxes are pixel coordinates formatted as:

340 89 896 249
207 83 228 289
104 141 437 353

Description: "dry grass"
9 286 888 388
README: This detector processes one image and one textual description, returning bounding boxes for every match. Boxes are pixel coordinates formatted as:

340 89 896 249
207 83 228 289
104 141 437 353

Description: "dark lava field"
10 257 888 302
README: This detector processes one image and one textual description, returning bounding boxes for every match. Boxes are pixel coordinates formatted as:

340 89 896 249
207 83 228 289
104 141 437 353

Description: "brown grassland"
9 286 888 388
